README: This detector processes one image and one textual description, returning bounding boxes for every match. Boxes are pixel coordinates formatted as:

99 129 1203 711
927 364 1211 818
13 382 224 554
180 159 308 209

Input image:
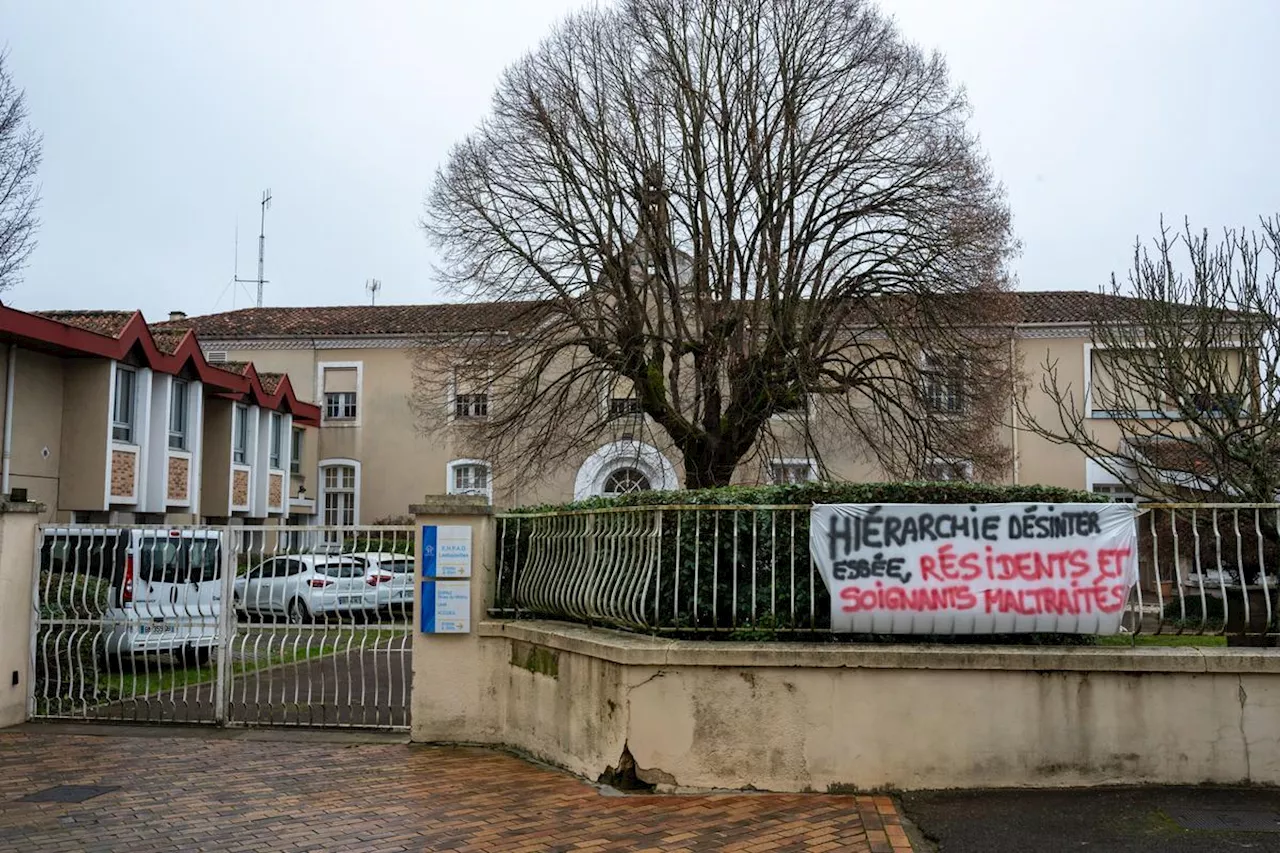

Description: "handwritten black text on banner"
809 503 1139 634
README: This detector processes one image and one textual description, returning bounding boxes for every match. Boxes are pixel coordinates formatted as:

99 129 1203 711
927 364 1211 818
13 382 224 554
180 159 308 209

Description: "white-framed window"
232 404 248 464
290 427 303 474
768 458 817 485
112 365 137 443
324 391 357 420
269 412 283 469
321 462 358 528
925 458 973 481
168 378 188 450
446 459 492 499
608 396 642 418
320 363 361 424
601 467 652 496
1092 483 1137 503
922 353 965 414
770 390 812 421
452 365 491 420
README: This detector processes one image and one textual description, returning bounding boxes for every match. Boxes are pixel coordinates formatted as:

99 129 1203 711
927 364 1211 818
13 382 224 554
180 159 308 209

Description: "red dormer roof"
1 304 320 426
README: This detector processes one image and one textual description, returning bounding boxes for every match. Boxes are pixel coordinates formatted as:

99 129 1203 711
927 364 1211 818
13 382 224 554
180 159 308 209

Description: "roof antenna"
366 278 382 306
235 189 272 308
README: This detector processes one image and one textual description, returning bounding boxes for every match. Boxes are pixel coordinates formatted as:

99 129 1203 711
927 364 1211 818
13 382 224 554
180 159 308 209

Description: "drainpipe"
1009 334 1019 485
2 344 15 496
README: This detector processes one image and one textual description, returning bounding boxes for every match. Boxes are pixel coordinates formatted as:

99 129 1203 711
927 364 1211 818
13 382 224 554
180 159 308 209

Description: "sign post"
420 525 473 633
809 503 1139 634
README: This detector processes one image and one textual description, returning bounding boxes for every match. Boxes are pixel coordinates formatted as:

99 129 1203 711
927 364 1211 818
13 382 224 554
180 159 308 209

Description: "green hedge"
500 482 1106 644
513 480 1104 513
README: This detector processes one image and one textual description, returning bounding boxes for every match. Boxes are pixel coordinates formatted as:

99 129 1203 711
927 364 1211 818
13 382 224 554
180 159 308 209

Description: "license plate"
140 624 176 635
337 595 362 605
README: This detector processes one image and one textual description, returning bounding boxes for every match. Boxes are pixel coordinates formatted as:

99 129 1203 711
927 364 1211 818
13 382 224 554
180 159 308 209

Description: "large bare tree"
1024 217 1280 503
0 50 41 292
416 0 1017 489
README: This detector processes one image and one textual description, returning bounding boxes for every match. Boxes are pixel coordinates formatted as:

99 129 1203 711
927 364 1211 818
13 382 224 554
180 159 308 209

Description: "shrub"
512 480 1104 514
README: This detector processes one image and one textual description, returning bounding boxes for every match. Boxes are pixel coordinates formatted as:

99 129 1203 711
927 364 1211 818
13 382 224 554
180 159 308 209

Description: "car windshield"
316 559 364 579
139 537 221 583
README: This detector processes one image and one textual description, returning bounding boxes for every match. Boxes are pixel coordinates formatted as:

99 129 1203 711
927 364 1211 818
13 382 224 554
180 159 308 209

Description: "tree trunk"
682 445 740 489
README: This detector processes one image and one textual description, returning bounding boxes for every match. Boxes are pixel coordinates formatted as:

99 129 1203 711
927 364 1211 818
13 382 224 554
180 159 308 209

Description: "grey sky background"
1 0 1277 321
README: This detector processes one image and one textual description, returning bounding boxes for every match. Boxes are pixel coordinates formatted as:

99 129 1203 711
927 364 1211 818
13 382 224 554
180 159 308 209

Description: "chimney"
169 310 188 322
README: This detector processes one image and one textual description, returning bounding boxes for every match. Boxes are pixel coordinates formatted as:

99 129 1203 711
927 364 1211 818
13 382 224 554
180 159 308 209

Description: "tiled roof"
259 373 284 394
161 301 547 340
155 290 1238 341
151 328 189 355
34 310 137 338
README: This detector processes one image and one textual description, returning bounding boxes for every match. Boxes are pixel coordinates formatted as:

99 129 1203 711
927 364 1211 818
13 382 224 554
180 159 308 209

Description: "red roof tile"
34 310 138 338
159 291 1218 341
160 301 546 340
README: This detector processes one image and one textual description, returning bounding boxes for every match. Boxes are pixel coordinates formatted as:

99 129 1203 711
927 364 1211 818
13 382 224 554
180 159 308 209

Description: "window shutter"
323 367 358 393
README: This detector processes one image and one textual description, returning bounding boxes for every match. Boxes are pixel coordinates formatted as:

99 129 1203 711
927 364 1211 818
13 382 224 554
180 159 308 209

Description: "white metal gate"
30 524 414 730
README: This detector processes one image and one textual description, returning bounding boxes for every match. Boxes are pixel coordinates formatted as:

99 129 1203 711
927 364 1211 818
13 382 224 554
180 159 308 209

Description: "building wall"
57 359 111 514
201 398 232 518
0 349 67 521
215 329 1109 518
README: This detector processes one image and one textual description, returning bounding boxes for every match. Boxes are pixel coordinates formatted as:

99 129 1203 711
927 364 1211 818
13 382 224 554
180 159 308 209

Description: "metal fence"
493 503 1280 640
31 524 415 728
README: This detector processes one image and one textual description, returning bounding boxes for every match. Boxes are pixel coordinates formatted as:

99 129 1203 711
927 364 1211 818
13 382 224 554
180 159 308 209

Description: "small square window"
769 461 815 485
608 397 642 418
455 393 489 419
324 392 358 420
925 459 972 481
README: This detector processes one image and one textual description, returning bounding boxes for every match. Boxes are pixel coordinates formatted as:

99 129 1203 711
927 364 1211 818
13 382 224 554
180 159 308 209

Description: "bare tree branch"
1020 216 1280 504
415 0 1017 490
0 50 41 293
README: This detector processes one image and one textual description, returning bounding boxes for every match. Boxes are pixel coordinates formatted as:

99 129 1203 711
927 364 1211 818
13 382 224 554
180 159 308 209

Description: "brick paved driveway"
0 728 913 853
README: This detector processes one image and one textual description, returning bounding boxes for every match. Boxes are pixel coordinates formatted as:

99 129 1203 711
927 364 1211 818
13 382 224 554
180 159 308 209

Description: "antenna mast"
366 278 382 306
235 189 272 308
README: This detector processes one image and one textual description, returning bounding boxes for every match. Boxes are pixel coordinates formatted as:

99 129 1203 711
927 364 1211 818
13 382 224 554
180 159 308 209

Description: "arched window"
601 467 651 496
573 440 678 500
447 459 492 500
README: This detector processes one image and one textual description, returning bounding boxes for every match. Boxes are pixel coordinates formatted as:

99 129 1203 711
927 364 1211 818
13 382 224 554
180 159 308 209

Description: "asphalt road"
902 787 1280 852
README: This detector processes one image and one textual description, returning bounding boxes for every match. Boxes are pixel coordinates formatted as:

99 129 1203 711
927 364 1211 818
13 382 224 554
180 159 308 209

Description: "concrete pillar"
410 494 501 743
0 500 43 728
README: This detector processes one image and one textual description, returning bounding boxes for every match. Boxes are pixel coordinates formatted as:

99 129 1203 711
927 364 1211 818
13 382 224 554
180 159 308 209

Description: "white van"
39 527 224 667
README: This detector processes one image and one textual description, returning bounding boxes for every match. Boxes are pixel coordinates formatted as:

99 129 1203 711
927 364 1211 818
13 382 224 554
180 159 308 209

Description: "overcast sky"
2 0 1277 320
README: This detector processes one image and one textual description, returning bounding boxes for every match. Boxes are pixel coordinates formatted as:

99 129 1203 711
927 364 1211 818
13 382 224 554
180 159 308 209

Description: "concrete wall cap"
0 500 46 514
477 619 1280 674
411 494 493 516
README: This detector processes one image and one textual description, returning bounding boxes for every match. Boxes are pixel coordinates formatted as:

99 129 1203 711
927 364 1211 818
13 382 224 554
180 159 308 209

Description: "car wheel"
287 598 310 625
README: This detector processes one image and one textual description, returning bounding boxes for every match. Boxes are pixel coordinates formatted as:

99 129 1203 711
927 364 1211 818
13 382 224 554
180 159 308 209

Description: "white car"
40 527 224 666
234 554 379 623
349 552 416 614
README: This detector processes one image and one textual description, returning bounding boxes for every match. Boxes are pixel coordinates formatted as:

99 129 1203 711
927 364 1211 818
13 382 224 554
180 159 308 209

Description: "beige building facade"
158 291 1162 524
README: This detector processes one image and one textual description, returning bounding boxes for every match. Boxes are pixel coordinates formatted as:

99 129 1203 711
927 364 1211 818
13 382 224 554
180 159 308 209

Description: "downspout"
2 344 15 496
1009 334 1019 485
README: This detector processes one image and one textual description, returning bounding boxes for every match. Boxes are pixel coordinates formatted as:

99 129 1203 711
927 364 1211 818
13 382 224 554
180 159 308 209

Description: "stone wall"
417 618 1280 792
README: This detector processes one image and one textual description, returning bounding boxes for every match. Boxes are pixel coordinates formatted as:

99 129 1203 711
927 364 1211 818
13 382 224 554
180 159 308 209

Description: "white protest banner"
809 503 1139 634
